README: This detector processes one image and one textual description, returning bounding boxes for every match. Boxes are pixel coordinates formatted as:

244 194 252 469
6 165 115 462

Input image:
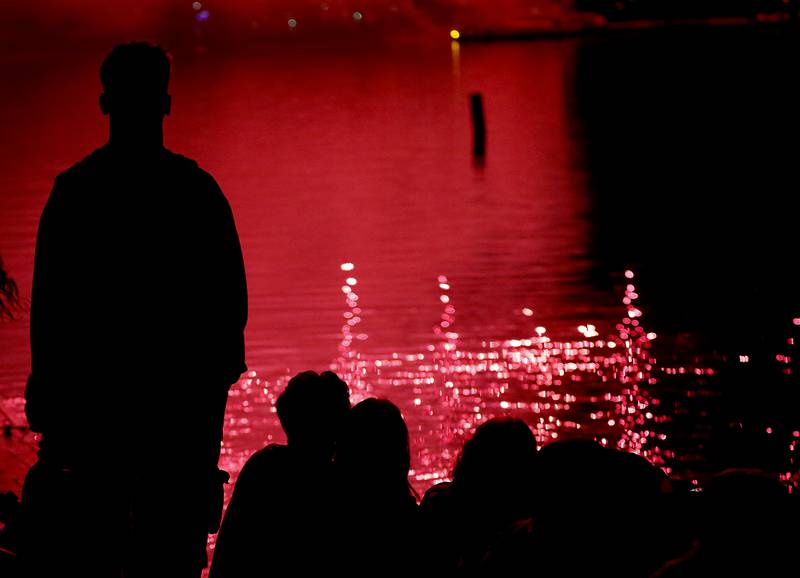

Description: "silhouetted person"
486 438 673 577
419 417 538 574
210 371 350 578
333 398 418 575
20 42 247 578
653 469 798 577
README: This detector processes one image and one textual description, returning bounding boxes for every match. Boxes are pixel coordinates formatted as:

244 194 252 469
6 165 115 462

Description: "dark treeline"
575 0 792 21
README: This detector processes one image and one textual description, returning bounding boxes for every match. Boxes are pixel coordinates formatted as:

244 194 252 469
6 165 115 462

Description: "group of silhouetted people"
208 371 418 577
6 365 797 577
2 40 798 577
210 376 797 577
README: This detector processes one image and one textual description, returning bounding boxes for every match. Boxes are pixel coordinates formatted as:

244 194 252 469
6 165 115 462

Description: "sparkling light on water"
214 262 800 516
220 267 678 497
215 266 800 508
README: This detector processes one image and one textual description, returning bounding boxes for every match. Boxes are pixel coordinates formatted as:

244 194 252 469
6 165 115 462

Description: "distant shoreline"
455 12 795 43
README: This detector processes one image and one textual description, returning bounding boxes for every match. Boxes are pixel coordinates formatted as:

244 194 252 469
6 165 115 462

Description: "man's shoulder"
163 150 230 206
55 147 212 180
243 444 289 469
162 148 201 174
51 147 229 211
54 147 109 185
163 149 217 183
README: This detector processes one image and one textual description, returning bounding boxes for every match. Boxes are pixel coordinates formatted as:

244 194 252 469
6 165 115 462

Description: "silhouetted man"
209 371 350 578
20 42 247 578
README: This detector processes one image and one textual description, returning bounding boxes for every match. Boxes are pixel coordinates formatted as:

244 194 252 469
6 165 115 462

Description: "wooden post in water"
470 93 486 159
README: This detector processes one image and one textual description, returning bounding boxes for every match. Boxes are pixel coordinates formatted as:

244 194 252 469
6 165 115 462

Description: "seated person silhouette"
419 416 538 573
481 438 672 576
20 42 247 578
654 469 798 578
333 398 419 575
210 371 350 578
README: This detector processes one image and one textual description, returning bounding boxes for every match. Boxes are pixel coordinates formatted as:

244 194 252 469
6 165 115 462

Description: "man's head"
276 371 350 459
99 42 171 130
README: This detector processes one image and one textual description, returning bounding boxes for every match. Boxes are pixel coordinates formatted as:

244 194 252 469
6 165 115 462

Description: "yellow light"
450 29 460 40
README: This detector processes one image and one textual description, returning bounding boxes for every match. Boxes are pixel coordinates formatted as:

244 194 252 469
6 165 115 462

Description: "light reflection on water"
221 266 669 498
223 262 792 506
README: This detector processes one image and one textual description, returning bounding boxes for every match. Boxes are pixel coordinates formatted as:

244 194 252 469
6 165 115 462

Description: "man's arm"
194 173 248 473
26 177 67 433
206 173 248 387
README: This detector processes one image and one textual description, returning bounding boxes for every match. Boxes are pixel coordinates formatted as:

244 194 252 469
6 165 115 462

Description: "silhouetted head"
692 469 796 571
701 469 789 539
276 370 350 459
99 42 171 145
532 440 672 576
536 438 665 506
535 438 606 500
451 417 538 523
336 398 413 500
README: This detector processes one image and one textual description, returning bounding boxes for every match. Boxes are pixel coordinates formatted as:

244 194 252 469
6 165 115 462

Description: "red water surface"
1 39 631 491
4 31 799 510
